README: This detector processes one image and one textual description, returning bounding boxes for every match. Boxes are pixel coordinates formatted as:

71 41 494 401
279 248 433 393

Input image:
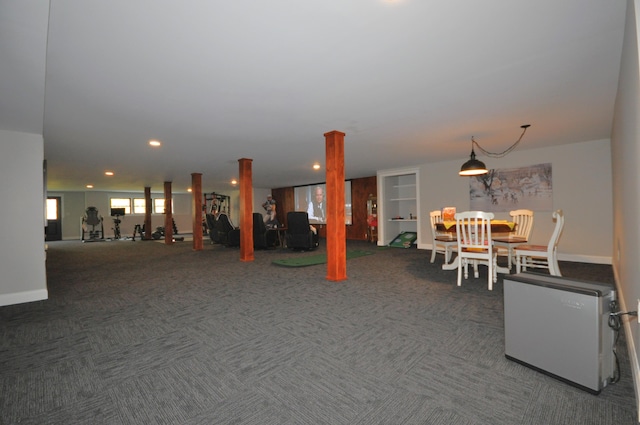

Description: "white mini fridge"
503 272 616 394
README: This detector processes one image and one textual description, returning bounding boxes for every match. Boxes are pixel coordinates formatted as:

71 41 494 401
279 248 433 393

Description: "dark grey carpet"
0 239 636 424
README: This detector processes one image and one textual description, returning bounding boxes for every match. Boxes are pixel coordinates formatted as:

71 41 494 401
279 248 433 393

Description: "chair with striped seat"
492 209 534 270
515 209 564 276
429 210 457 264
455 210 497 290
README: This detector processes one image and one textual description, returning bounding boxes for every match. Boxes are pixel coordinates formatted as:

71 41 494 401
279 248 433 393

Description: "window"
110 198 131 215
46 198 58 220
108 198 171 215
133 198 146 214
154 198 173 214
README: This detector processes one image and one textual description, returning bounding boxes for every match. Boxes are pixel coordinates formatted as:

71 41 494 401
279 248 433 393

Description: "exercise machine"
151 218 179 240
110 207 125 240
81 206 105 242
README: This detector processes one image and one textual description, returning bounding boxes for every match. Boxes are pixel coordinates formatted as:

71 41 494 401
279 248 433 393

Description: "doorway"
45 197 62 241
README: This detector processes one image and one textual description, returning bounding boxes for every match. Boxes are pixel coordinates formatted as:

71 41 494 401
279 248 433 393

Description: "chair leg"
549 255 561 276
430 245 436 263
457 258 464 286
516 253 522 273
507 247 513 270
488 255 495 290
464 258 470 280
444 247 451 264
492 254 497 284
473 260 479 278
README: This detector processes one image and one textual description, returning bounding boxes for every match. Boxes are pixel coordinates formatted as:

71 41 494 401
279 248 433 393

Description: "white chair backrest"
455 211 495 248
547 209 565 253
429 210 442 235
509 209 534 239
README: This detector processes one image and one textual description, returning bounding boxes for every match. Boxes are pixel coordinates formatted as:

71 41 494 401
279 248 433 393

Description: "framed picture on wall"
469 163 553 212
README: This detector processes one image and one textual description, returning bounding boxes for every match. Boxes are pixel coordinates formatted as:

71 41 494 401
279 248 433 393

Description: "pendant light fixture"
459 124 530 176
458 146 487 176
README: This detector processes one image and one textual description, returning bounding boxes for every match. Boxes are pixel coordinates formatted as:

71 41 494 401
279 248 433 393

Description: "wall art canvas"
469 163 553 212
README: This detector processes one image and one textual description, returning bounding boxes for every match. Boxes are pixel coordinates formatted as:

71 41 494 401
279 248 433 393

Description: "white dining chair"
515 209 564 276
492 209 534 270
455 211 497 290
429 210 457 264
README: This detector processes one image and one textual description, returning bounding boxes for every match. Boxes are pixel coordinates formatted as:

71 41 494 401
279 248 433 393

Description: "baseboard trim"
557 253 612 265
0 289 48 307
418 243 612 265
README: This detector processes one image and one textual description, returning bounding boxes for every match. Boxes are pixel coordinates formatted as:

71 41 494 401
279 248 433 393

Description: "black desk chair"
253 213 278 249
285 211 319 251
211 213 235 245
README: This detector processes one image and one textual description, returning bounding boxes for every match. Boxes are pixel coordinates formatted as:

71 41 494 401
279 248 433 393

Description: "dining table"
435 220 516 235
437 220 517 274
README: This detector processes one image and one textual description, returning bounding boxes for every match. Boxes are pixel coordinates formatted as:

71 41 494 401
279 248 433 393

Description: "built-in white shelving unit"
377 167 420 246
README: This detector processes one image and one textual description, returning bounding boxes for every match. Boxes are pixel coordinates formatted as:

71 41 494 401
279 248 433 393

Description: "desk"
438 220 515 274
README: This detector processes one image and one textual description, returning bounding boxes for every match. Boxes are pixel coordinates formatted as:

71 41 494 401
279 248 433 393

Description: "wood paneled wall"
272 175 376 241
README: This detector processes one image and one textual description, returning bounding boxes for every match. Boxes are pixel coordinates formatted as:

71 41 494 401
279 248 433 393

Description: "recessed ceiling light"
231 179 238 185
86 184 94 189
187 188 192 192
149 140 161 147
313 163 321 170
105 171 114 176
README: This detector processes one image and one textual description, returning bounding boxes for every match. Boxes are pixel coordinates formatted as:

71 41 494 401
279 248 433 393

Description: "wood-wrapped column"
144 186 152 240
191 173 203 250
325 130 347 281
164 181 173 245
238 158 254 262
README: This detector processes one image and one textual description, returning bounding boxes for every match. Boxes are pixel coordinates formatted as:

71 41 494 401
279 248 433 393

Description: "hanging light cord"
471 124 530 158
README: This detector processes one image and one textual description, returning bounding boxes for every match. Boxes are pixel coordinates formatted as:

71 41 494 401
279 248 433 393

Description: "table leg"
442 257 459 271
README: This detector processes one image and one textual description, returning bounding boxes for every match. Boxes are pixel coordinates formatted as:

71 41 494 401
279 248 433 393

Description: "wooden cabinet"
377 167 420 246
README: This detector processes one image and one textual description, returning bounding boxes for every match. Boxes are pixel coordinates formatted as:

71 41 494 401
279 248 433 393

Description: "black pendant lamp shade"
459 147 488 176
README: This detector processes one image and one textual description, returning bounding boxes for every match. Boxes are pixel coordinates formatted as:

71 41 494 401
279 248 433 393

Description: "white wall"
48 187 251 240
0 130 48 306
611 0 640 418
47 190 195 239
417 138 613 263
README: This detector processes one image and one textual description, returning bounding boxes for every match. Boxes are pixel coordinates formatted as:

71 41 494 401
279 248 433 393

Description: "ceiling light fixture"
149 140 161 147
105 171 114 176
459 124 531 176
313 163 321 170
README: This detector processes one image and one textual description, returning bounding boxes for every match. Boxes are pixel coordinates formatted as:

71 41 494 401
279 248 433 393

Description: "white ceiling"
1 0 627 193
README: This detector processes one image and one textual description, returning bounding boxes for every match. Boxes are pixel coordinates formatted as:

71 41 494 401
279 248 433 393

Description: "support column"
191 173 203 250
238 158 254 262
144 186 152 240
164 181 173 245
325 130 347 281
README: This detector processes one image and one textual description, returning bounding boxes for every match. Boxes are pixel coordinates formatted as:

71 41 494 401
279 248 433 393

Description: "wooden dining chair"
515 209 564 276
492 209 534 270
429 210 457 264
455 211 497 290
